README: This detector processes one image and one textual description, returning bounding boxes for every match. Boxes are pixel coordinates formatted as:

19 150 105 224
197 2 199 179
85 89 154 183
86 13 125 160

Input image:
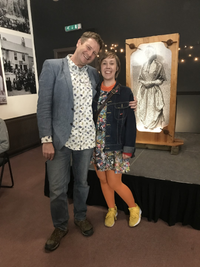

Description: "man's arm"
37 60 56 160
123 90 136 158
129 96 137 110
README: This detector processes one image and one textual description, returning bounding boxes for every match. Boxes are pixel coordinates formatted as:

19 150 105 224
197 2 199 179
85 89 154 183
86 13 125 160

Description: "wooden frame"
54 47 76 59
126 33 183 150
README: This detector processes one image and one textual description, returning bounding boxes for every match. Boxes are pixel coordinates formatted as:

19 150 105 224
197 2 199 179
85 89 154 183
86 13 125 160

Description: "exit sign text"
65 23 82 32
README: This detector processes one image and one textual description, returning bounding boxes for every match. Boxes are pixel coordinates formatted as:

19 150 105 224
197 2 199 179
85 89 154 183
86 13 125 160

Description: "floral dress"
93 89 130 174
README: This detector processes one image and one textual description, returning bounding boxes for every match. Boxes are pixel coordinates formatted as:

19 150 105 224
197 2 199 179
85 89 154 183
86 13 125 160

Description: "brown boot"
45 228 68 251
74 218 93 236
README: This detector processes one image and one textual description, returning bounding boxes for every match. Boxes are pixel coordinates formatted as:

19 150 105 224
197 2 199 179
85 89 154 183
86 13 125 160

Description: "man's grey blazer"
37 57 100 150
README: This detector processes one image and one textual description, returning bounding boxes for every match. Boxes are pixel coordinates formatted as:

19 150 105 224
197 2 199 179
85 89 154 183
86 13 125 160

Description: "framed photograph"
0 0 39 119
0 0 30 34
0 57 7 104
126 33 183 147
0 31 36 97
130 41 171 133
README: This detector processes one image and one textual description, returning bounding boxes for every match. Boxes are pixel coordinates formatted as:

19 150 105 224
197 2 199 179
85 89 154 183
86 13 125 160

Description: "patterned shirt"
41 55 96 150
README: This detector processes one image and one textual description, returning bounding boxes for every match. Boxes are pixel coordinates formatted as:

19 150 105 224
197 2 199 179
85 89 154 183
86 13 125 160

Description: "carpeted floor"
0 138 200 267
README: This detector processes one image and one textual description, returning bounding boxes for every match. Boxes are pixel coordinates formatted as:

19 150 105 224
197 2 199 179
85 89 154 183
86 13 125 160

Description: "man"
37 32 137 252
0 118 9 154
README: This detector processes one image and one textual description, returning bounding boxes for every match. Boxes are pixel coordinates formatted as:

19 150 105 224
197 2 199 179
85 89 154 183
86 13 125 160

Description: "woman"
92 51 141 228
137 45 166 130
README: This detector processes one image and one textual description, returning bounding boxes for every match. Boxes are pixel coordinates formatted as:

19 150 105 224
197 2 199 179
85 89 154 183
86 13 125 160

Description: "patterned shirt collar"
67 54 88 73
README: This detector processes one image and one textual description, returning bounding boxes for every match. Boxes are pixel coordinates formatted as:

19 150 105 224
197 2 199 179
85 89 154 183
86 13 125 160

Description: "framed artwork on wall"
0 0 38 119
126 33 183 151
0 57 7 104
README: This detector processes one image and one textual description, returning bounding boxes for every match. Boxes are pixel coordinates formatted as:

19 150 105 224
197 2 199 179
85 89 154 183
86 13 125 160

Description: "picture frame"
126 33 183 151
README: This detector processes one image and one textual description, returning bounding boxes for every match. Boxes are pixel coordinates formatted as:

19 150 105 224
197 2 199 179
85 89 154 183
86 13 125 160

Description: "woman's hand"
141 79 163 87
140 80 153 88
153 79 163 86
122 154 131 159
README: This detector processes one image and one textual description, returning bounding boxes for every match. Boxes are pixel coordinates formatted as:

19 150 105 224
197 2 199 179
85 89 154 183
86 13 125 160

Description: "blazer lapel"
62 58 98 100
87 67 98 98
62 57 73 101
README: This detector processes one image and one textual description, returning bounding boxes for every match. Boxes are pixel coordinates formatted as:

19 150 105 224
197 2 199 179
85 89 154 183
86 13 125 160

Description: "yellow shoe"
105 206 118 227
128 204 142 227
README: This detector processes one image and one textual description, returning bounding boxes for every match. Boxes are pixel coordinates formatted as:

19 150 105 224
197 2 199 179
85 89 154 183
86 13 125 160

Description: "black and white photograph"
0 31 36 96
0 57 7 104
130 42 172 133
0 0 30 34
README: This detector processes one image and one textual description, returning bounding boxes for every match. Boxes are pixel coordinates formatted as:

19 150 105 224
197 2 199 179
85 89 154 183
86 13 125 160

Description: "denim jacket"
92 82 136 157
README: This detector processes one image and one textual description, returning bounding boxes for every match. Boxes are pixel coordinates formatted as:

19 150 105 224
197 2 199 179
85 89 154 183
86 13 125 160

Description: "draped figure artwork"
127 34 180 146
136 46 167 130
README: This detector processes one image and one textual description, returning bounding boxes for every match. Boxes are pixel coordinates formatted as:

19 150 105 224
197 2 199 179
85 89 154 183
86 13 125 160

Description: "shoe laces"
51 228 66 241
129 207 139 219
80 220 87 227
106 208 116 218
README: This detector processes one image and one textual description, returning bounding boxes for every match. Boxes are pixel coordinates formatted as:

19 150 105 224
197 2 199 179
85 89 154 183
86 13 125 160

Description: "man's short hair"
80 32 104 50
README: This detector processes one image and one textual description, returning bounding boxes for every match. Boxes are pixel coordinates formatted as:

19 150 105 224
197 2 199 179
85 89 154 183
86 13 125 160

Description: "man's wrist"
41 136 53 143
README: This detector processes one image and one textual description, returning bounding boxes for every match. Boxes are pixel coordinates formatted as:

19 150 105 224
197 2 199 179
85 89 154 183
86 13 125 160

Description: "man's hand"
129 97 137 110
42 143 55 161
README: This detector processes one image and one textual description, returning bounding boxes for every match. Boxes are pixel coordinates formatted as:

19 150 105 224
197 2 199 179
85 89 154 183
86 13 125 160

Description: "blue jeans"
47 146 93 231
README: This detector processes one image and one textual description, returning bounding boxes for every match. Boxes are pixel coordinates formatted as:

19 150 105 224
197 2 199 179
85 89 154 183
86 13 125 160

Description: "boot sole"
45 229 69 252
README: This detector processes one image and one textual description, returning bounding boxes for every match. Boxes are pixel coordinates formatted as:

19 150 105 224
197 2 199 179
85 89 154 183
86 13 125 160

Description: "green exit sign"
65 23 82 32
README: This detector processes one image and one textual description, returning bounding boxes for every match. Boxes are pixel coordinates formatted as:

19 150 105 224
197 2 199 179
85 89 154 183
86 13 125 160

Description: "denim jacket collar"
96 81 121 95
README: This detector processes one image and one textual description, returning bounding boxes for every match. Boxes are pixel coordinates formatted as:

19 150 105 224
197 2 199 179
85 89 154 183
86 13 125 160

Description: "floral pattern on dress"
93 90 130 174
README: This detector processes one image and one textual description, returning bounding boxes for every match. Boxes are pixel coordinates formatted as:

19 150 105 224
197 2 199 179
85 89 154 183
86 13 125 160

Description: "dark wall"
30 0 200 87
4 0 199 156
29 0 200 133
